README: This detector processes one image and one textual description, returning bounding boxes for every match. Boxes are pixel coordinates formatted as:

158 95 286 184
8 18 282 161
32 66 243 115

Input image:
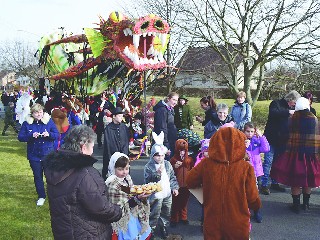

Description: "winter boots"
290 194 300 214
302 193 310 211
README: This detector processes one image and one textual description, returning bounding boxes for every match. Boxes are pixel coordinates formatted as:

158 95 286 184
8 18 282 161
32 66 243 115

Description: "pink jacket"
246 135 270 177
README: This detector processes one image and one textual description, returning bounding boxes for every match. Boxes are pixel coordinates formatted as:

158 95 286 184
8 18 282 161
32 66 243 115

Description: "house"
16 75 33 87
174 44 260 90
0 71 16 90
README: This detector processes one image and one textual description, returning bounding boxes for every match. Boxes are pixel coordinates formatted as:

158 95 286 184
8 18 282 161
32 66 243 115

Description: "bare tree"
0 40 41 87
178 0 320 105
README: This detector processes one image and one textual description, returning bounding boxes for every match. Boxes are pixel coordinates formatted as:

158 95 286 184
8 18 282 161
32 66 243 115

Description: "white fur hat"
295 97 310 111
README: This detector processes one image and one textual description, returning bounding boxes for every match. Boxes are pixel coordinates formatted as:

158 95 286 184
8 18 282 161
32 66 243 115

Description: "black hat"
112 107 124 115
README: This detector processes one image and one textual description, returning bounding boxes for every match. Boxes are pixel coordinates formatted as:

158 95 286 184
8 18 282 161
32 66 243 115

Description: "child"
105 152 151 240
2 102 18 136
169 139 194 227
230 91 252 130
144 131 179 239
193 138 210 227
194 139 210 166
129 112 146 148
244 122 270 223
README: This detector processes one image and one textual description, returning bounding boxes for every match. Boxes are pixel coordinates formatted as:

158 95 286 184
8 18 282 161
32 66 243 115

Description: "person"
186 127 261 239
174 95 194 130
129 112 146 148
261 90 301 195
43 125 122 239
303 91 317 116
103 107 129 180
204 103 234 139
144 131 179 239
15 92 32 125
270 97 320 214
230 91 252 130
18 103 59 206
105 152 151 239
153 92 179 158
169 139 193 227
243 122 270 223
2 102 18 136
194 138 210 167
195 96 217 126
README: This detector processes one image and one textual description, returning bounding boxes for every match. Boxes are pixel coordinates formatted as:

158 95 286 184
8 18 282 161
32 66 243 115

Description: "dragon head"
100 12 170 71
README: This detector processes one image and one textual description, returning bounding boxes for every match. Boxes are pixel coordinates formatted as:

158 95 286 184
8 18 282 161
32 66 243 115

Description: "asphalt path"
93 146 320 240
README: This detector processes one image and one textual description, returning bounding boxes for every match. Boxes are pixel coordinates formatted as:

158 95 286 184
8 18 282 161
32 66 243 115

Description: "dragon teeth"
147 46 155 56
159 33 167 48
133 34 140 49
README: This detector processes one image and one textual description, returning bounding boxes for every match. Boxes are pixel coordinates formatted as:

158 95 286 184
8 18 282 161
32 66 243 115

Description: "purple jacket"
246 135 270 177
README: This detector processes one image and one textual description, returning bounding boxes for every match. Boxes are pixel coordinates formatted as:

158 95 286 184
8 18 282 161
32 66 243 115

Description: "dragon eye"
141 21 149 30
154 20 164 30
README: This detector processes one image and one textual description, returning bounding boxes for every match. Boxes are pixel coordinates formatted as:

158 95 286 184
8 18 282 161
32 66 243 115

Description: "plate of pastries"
130 182 162 195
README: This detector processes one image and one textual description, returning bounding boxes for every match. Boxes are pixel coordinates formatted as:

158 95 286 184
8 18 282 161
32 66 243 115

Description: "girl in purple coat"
244 122 270 223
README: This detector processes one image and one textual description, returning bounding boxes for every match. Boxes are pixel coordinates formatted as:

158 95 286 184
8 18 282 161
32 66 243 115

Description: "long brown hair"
200 96 217 111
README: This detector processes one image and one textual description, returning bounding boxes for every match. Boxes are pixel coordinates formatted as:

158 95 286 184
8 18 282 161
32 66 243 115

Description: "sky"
0 0 133 46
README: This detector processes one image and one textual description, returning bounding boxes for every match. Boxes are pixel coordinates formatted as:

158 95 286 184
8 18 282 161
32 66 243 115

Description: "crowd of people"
1 88 320 239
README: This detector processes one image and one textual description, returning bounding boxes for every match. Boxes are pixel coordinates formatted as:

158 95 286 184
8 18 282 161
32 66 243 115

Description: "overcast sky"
0 0 132 45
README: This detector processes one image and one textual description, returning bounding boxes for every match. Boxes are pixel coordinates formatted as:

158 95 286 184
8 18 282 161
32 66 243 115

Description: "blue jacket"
230 102 252 130
18 113 59 161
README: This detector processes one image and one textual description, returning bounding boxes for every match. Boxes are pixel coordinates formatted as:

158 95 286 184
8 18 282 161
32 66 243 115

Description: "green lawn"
0 121 53 239
0 98 320 238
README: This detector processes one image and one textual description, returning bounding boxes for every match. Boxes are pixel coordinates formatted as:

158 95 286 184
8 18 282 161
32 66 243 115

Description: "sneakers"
36 198 46 206
260 186 270 195
180 219 189 225
270 184 286 192
254 210 263 223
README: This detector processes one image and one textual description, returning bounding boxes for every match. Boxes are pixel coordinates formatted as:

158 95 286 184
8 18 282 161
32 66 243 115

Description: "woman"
186 127 261 239
303 91 317 116
153 92 179 158
204 103 234 139
270 97 320 213
230 91 252 130
195 96 217 126
18 103 59 206
174 95 193 130
44 125 122 239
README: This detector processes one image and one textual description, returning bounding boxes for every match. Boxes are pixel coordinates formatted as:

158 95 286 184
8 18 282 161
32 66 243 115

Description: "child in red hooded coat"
169 139 194 227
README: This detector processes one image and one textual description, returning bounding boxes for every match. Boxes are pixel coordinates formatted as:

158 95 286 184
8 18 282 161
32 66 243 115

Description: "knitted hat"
295 97 310 111
200 139 210 152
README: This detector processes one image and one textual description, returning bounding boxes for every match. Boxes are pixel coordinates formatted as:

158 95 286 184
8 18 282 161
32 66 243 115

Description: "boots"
302 193 310 210
290 194 300 214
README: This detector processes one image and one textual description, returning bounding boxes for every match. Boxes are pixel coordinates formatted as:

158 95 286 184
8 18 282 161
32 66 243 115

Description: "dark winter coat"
204 113 234 139
18 113 59 161
103 121 129 178
44 150 122 240
264 98 291 147
153 100 177 152
202 108 216 126
174 104 193 129
4 106 15 124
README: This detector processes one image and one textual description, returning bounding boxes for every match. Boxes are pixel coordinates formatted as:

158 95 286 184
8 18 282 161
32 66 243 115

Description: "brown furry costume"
170 139 194 223
186 127 261 240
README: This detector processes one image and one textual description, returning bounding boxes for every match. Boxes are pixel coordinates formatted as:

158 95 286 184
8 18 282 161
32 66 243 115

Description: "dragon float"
39 11 170 96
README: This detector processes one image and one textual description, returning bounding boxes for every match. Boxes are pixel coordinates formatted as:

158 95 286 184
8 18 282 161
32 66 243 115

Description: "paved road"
93 146 320 240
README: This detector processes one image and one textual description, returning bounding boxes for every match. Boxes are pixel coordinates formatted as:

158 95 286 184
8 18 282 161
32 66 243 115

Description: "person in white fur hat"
271 97 320 214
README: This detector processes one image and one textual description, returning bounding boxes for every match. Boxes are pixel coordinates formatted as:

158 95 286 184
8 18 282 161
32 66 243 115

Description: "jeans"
261 145 278 187
149 194 172 229
29 160 46 199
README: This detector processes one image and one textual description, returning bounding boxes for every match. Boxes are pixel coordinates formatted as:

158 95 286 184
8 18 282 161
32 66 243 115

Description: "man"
261 90 301 195
102 107 129 180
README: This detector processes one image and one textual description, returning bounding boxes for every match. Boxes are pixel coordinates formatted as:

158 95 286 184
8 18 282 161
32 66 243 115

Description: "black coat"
44 150 122 240
204 113 234 139
264 98 291 147
153 100 177 152
103 122 129 178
